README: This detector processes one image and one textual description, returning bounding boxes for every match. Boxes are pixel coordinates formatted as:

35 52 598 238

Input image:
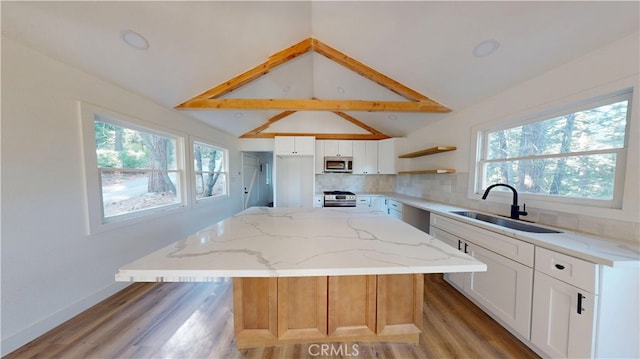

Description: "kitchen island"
116 207 486 348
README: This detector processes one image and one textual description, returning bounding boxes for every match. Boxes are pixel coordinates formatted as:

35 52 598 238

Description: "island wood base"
233 274 423 349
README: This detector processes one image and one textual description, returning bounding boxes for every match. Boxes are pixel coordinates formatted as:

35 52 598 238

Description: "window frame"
190 137 230 204
470 88 632 210
80 102 187 234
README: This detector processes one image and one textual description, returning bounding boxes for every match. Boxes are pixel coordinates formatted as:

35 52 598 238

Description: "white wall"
402 32 639 240
1 37 244 354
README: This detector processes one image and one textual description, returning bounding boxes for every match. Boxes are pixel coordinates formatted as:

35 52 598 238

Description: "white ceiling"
2 1 638 137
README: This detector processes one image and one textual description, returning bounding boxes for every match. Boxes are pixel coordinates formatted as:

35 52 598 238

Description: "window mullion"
483 147 623 164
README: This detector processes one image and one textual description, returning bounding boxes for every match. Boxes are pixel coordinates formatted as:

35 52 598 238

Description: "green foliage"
119 149 148 169
95 120 151 169
97 149 120 168
484 98 629 200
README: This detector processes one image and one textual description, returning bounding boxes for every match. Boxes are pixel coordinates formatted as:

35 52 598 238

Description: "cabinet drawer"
356 196 371 207
387 199 403 212
535 247 597 293
431 214 534 267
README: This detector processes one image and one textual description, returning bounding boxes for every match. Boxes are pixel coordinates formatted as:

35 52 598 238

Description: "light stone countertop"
360 192 639 267
115 207 487 282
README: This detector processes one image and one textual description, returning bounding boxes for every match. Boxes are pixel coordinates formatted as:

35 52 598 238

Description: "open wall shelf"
398 169 456 174
398 146 457 158
398 146 457 174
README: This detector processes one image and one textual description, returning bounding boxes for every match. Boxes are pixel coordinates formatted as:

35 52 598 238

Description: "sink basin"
451 211 562 234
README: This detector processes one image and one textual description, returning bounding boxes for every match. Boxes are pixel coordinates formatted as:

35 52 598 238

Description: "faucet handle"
521 203 528 216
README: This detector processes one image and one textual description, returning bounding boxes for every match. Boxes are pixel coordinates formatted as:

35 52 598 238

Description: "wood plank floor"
5 275 539 358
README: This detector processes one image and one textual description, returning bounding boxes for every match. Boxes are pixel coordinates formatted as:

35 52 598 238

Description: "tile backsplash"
315 172 639 245
394 172 640 245
315 174 395 193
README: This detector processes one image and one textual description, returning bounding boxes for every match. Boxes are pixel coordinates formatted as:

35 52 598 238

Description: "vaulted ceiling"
2 1 638 137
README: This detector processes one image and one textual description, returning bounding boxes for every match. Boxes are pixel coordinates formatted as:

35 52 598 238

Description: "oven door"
324 195 357 207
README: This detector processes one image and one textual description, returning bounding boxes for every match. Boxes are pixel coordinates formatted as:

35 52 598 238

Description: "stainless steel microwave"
324 157 353 173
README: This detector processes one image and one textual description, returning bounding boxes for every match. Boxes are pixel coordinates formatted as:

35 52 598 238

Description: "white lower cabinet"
371 197 386 212
430 224 532 339
386 199 403 219
432 214 640 359
531 271 595 358
356 196 371 207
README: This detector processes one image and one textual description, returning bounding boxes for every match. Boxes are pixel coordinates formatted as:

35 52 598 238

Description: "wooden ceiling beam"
240 132 390 140
239 110 296 138
177 98 451 112
176 38 313 107
311 38 441 105
239 110 391 139
332 111 390 138
175 37 452 114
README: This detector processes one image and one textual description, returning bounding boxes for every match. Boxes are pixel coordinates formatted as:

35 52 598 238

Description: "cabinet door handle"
464 243 469 254
555 264 565 270
458 240 462 251
577 293 584 314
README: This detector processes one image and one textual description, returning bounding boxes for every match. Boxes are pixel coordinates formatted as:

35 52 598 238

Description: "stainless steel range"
323 191 356 207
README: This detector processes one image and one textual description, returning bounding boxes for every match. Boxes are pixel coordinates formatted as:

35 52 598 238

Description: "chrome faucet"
482 183 528 220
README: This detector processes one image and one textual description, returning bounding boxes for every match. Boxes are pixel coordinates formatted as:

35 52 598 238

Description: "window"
193 141 228 201
475 89 631 208
81 103 185 232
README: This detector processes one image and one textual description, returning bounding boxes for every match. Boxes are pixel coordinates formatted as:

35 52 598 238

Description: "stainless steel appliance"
323 191 356 207
324 157 353 173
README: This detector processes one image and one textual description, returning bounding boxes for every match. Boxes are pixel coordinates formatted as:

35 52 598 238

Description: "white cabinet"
464 242 533 338
541 254 639 358
274 156 314 207
315 141 325 174
531 271 595 358
356 195 387 211
323 140 353 157
432 214 640 358
430 214 533 339
377 138 407 174
313 195 324 208
531 247 596 358
352 141 378 174
371 197 386 212
356 196 371 207
430 227 465 289
386 199 403 219
274 136 315 156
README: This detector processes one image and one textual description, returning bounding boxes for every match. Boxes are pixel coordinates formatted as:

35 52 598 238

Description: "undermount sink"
451 211 562 234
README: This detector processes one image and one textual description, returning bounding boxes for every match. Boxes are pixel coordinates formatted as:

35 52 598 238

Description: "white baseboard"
1 281 131 356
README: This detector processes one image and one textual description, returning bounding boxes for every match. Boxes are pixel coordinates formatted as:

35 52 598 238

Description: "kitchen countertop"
115 207 486 282
359 192 639 267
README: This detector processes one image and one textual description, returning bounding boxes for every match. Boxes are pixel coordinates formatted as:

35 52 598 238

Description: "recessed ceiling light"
473 39 500 58
234 112 244 118
388 115 398 121
121 30 149 50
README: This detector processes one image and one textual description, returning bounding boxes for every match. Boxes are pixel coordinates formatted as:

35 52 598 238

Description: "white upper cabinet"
315 141 325 173
352 140 378 174
274 136 315 156
323 140 353 157
377 138 407 174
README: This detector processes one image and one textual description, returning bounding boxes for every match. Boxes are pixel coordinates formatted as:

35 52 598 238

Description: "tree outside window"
94 117 181 219
193 141 227 200
478 90 630 207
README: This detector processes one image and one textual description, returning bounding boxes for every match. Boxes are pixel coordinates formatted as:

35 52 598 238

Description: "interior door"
243 153 260 209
